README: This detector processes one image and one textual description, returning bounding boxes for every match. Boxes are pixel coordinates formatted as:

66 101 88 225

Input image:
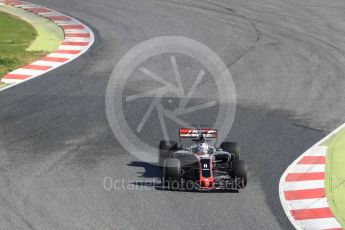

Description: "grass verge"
0 11 48 77
0 4 63 80
325 128 345 228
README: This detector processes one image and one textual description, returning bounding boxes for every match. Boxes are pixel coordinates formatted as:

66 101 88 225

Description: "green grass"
0 11 48 78
325 128 345 228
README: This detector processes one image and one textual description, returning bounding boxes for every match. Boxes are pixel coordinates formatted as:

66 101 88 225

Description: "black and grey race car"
159 128 248 191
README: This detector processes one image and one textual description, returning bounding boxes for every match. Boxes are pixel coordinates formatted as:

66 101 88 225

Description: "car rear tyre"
221 142 240 160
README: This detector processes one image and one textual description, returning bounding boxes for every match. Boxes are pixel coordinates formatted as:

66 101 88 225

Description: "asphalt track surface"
1 0 345 229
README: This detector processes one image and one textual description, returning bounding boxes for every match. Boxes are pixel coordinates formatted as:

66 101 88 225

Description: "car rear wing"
179 128 217 138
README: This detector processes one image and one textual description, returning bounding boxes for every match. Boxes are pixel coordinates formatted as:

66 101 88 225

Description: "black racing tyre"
162 158 181 190
159 140 178 150
232 160 247 188
159 140 178 166
220 142 240 160
163 158 181 179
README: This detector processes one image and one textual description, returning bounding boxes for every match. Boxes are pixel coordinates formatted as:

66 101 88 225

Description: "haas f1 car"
159 128 247 191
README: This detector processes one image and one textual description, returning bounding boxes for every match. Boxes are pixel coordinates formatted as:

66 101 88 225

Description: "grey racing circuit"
1 0 345 229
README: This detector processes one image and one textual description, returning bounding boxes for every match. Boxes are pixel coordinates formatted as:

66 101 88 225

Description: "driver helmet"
197 142 209 154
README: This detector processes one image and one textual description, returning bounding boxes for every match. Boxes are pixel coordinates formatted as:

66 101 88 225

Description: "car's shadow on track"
127 161 239 193
128 161 162 178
